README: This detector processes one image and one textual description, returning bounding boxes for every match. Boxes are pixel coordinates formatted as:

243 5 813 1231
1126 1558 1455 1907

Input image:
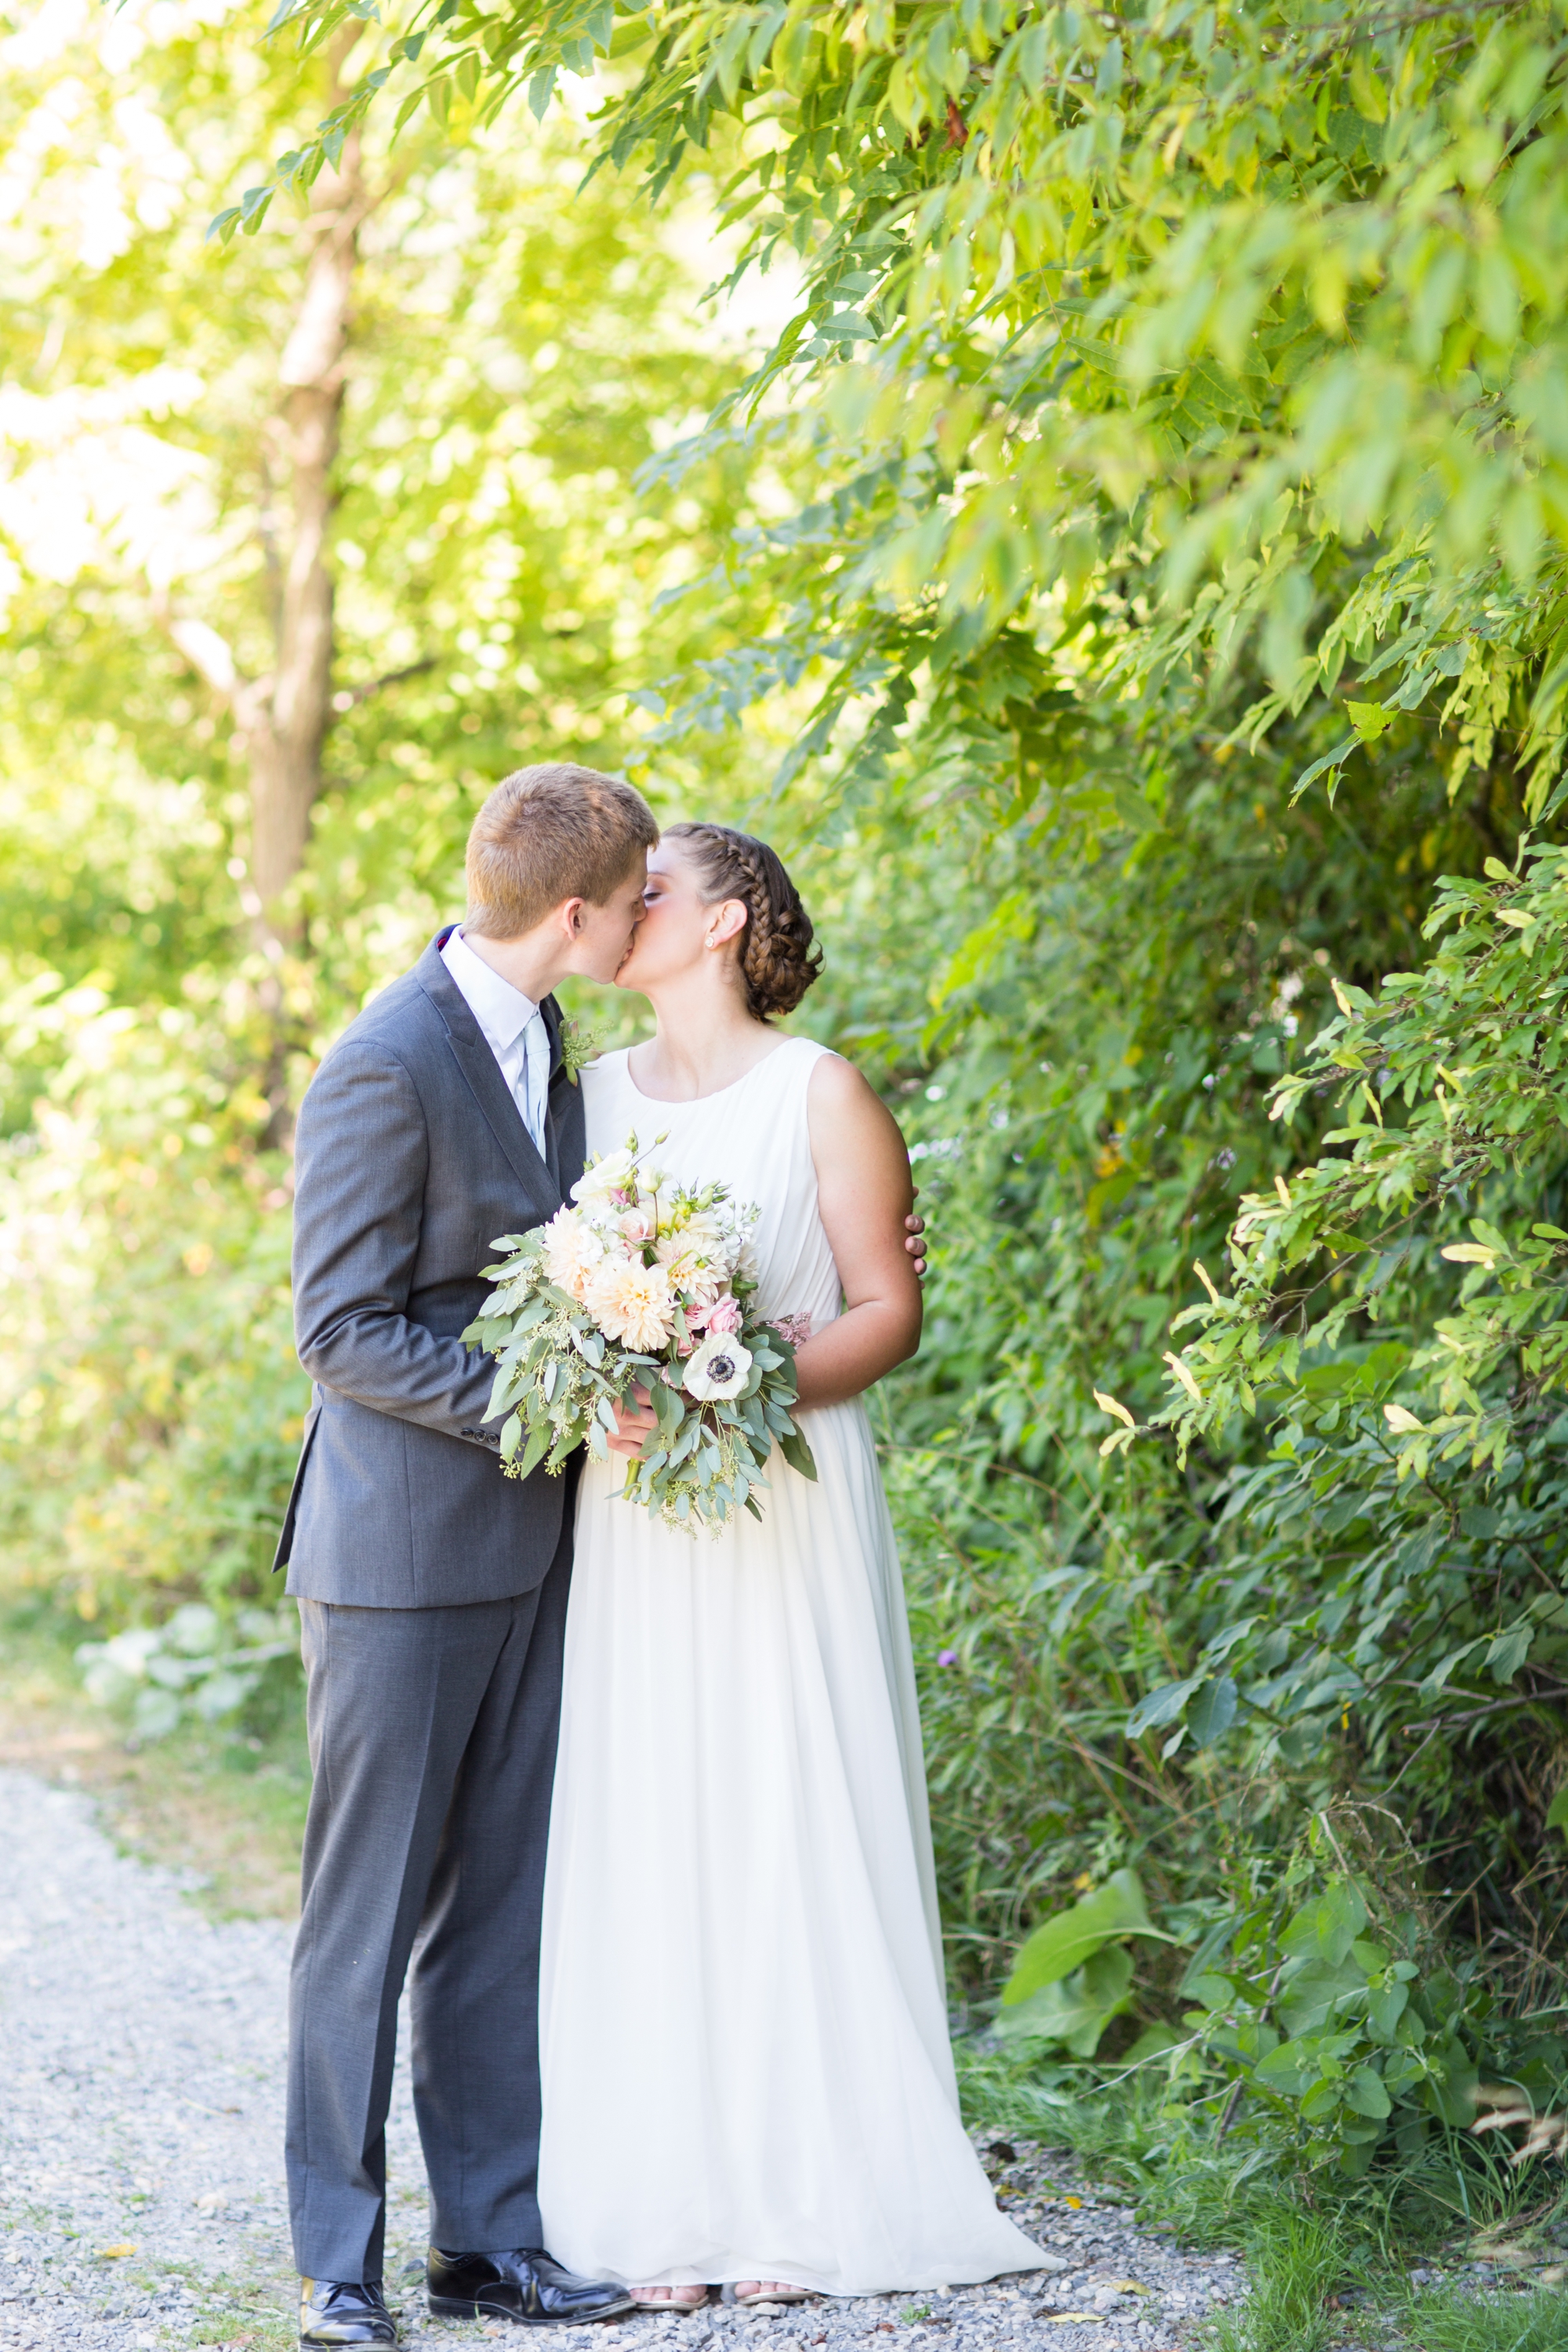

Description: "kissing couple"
275 765 1048 2345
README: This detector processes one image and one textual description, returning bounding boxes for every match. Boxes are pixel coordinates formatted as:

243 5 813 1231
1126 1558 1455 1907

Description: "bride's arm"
793 1053 923 1410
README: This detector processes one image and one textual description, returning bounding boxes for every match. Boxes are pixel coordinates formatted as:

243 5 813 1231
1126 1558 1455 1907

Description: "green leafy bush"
0 982 305 1623
989 1832 1568 2183
77 1601 299 1743
1185 1877 1488 2178
1112 847 1568 1928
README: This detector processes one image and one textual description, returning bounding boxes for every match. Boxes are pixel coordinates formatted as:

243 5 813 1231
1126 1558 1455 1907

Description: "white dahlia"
585 1258 675 1351
655 1231 724 1309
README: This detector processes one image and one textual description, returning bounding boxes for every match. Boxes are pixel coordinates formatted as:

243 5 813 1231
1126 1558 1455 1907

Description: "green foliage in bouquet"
463 1234 815 1530
624 1330 818 1530
462 1144 818 1531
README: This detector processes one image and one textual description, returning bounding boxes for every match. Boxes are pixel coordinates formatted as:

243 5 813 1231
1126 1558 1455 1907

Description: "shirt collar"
442 927 540 1055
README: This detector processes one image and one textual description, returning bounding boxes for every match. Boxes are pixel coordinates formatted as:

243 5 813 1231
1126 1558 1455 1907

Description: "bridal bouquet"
462 1135 816 1532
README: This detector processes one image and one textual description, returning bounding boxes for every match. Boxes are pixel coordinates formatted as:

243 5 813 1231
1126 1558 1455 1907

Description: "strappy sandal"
630 2286 710 2314
734 2285 811 2308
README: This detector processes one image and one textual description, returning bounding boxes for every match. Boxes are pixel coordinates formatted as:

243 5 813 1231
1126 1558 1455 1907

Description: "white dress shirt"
440 927 552 1156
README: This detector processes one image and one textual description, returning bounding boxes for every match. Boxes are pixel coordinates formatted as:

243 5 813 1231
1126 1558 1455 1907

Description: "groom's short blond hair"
465 764 659 938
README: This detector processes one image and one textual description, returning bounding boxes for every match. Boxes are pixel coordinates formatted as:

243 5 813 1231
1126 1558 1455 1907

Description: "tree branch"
328 655 436 713
160 610 244 702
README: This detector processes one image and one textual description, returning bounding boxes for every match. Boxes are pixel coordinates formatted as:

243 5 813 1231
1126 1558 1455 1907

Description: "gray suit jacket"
275 929 586 1608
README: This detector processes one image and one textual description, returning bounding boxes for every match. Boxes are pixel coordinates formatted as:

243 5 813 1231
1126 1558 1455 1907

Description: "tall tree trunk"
247 111 361 921
162 38 368 1137
165 31 365 946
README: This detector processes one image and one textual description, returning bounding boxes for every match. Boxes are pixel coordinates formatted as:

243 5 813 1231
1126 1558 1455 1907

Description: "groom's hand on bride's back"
904 1190 930 1281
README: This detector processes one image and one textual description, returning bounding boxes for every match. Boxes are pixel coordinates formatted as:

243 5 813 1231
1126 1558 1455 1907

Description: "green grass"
955 2036 1568 2352
1206 2210 1356 2352
182 2266 299 2352
1392 2287 1568 2352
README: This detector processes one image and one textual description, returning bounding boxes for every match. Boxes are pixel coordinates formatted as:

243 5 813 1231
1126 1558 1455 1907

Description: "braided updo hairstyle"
665 822 824 1021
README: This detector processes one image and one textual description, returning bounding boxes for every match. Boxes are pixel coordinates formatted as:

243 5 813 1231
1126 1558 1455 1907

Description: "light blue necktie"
516 1007 550 1154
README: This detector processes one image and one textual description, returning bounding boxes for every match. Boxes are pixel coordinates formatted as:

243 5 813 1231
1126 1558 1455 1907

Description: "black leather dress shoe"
299 2277 397 2346
427 2247 637 2325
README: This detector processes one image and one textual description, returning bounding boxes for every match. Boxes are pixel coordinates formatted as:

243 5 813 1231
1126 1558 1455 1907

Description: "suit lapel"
542 993 565 1080
416 934 561 1220
540 996 565 1186
542 994 588 1196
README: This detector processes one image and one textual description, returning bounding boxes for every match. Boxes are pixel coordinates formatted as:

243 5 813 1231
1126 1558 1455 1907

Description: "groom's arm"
292 1039 501 1443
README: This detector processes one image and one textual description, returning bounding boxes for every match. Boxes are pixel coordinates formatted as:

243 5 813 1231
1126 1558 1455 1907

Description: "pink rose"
619 1207 655 1244
704 1294 742 1336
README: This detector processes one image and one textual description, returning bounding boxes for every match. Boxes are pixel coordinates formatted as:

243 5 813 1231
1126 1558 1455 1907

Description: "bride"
535 823 1046 2304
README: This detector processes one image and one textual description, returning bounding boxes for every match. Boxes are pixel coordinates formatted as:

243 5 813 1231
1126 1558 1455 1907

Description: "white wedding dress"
535 1037 1045 2296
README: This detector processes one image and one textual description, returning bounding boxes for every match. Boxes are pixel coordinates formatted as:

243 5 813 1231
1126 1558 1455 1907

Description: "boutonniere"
559 1018 602 1086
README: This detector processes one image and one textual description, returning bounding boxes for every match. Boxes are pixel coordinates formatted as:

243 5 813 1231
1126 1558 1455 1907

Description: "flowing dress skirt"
536 1400 1045 2295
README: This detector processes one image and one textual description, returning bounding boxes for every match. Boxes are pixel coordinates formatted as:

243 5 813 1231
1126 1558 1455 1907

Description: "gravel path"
0 1769 1240 2352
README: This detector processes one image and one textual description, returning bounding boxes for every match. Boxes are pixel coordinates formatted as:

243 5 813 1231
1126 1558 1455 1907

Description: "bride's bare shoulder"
804 1045 868 1102
805 1047 907 1153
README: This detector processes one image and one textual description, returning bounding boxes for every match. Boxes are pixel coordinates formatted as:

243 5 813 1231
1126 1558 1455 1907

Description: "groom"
275 763 930 2346
275 764 655 2345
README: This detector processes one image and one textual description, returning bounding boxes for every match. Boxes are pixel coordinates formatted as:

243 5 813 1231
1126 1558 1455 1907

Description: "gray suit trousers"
285 1508 572 2282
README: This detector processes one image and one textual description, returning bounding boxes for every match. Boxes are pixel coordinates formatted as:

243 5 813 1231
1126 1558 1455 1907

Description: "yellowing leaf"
1163 1349 1203 1403
1442 1243 1497 1268
98 2244 136 2259
1384 1403 1425 1434
1093 1388 1136 1429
